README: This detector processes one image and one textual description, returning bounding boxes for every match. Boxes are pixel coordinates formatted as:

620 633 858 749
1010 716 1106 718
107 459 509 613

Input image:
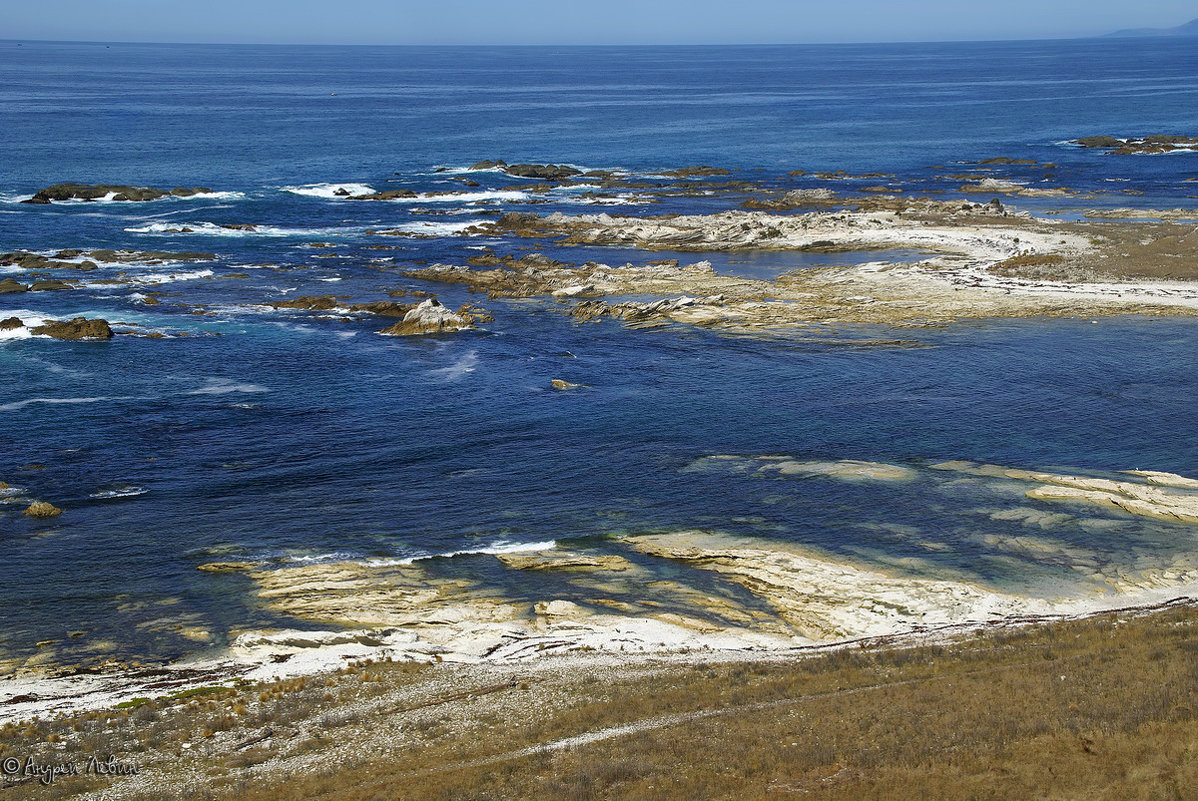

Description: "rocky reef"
1073 135 1198 154
399 208 1198 333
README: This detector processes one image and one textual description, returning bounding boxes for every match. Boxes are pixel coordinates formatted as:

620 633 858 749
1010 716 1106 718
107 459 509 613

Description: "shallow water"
1 37 1198 668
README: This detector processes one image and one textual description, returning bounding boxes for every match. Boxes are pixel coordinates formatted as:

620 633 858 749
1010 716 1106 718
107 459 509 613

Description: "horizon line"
0 32 1130 49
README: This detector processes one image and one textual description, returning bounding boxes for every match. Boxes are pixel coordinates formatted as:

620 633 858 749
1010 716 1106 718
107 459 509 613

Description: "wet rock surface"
29 317 115 340
22 183 214 203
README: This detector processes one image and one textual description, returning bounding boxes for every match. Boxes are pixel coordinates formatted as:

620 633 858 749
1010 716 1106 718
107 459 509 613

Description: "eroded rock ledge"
400 209 1198 333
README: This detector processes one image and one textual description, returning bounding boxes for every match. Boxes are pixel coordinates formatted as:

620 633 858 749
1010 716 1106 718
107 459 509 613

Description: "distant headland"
1105 17 1198 38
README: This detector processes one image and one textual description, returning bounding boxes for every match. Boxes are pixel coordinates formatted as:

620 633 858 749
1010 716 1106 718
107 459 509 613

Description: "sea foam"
281 183 377 199
363 540 558 567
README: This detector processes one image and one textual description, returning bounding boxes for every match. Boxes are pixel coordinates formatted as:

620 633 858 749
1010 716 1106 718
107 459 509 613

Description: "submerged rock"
659 166 732 178
196 561 262 573
30 317 114 340
379 298 475 336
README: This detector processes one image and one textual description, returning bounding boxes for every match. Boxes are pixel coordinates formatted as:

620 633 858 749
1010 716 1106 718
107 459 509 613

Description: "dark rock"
87 249 215 263
220 223 257 231
0 317 24 330
29 279 73 291
470 160 508 170
0 278 28 294
502 164 582 181
348 300 416 317
351 189 419 200
24 183 212 203
30 317 114 340
270 295 341 310
974 157 1038 165
1074 136 1125 148
53 249 83 259
333 188 351 196
659 166 732 178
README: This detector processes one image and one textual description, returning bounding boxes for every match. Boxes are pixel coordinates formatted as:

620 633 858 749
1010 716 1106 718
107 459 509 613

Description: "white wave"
0 396 137 412
0 484 24 497
0 311 49 340
112 268 214 286
375 220 484 236
417 189 529 204
175 191 245 201
89 485 148 500
186 378 270 395
561 193 649 206
357 190 531 204
125 221 363 237
431 162 619 175
281 183 376 199
429 350 479 380
363 540 558 567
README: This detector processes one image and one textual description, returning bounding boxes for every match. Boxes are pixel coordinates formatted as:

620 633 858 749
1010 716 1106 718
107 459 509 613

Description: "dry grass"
5 605 1198 799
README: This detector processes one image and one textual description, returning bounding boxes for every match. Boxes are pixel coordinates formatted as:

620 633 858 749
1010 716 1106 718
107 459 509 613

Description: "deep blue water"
1 38 1198 668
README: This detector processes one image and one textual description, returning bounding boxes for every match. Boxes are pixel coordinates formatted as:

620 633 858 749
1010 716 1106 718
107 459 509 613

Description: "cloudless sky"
2 0 1195 45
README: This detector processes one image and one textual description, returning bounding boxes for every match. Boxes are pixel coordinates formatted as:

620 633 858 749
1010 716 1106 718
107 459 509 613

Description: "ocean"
1 36 1197 670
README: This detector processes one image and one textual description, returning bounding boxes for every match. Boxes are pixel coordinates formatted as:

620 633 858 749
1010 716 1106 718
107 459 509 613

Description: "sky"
2 0 1195 45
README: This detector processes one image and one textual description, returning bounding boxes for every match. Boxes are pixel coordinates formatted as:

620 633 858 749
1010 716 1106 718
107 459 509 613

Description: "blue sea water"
1 37 1198 668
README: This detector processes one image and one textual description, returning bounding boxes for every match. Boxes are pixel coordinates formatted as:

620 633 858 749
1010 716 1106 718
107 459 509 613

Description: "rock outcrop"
23 501 63 518
30 317 114 340
502 163 581 181
378 298 477 336
0 278 28 294
22 184 213 204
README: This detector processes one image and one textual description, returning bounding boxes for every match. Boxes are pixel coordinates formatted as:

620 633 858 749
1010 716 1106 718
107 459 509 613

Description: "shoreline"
4 592 1197 727
9 459 1198 724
